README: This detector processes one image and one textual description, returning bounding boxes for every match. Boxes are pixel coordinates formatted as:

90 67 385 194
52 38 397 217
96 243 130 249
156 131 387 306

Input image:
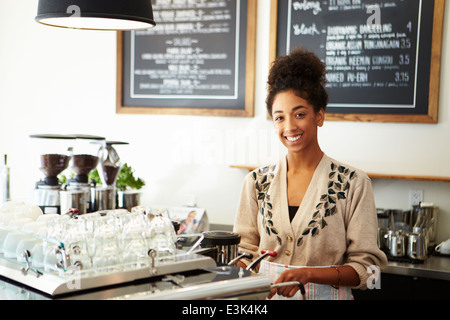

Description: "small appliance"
92 141 128 211
62 134 105 214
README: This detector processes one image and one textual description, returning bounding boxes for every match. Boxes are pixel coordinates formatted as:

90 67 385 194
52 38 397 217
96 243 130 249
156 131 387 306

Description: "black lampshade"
35 0 156 31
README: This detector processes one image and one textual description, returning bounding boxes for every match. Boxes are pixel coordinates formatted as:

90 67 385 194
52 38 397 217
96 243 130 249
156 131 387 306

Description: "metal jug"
407 233 427 260
390 233 406 257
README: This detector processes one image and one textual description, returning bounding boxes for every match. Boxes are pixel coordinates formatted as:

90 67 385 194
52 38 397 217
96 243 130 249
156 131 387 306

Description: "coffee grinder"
30 134 75 214
92 141 129 211
62 134 105 214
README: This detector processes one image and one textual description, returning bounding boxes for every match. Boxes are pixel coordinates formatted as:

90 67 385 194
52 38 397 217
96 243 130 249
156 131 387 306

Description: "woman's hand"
267 268 311 299
267 265 360 299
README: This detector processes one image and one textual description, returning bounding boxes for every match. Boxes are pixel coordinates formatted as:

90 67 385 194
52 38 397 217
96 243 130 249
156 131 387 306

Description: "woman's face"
272 90 324 154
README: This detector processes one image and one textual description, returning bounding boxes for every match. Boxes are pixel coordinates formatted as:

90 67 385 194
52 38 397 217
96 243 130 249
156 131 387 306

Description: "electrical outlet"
409 189 423 207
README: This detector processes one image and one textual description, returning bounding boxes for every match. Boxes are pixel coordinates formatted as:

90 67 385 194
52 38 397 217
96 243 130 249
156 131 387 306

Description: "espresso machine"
91 141 129 211
30 134 75 214
61 134 105 214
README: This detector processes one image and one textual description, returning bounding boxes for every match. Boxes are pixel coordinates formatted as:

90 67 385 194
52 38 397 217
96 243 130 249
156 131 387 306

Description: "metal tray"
0 250 216 296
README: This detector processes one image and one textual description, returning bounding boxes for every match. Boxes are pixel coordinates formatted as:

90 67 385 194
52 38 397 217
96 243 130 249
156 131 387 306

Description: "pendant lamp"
35 0 156 31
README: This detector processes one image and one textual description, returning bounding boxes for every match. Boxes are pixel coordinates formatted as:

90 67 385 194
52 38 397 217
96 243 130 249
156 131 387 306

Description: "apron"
260 260 353 300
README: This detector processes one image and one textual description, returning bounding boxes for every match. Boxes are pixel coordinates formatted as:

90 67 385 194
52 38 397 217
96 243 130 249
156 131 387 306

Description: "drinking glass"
92 215 122 273
62 218 92 271
43 240 61 273
120 213 150 268
45 215 70 241
149 213 177 261
3 231 24 258
43 215 70 273
36 213 59 223
31 241 45 268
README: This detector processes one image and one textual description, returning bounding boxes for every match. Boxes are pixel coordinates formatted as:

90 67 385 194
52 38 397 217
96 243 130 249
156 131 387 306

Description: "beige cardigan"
233 154 387 289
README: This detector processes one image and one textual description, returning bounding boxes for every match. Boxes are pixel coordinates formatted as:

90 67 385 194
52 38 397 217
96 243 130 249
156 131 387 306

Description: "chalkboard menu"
270 0 444 123
117 0 256 117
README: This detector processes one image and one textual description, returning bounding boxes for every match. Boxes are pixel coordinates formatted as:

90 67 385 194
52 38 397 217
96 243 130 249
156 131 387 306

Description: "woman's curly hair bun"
266 47 328 116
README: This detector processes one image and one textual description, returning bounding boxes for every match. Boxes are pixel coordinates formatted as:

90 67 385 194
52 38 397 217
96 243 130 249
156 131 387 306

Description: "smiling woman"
271 92 324 158
233 47 387 300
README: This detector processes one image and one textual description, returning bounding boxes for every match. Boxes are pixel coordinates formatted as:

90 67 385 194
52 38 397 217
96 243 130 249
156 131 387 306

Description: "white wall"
1 1 449 242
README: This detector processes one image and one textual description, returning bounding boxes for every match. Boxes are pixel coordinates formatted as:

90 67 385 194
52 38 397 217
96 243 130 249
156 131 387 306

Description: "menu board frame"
269 0 444 123
117 0 257 117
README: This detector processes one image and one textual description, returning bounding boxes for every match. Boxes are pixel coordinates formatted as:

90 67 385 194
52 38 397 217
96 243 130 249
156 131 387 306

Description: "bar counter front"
0 249 272 300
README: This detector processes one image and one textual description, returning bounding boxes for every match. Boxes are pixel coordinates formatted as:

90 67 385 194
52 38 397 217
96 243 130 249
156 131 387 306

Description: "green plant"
88 163 145 190
116 163 145 190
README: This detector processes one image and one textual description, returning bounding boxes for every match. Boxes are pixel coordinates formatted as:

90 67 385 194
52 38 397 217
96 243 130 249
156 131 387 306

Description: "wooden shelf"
366 173 450 183
230 165 450 183
230 165 259 171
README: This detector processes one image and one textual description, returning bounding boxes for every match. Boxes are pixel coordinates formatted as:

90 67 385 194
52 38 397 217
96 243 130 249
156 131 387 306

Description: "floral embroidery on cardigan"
252 164 283 246
297 162 357 247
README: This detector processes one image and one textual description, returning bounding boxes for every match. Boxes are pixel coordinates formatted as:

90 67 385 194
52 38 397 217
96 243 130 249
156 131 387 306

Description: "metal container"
118 190 140 211
91 187 116 211
390 233 406 257
407 233 427 260
377 228 389 250
386 209 411 232
201 231 241 266
384 229 397 252
412 204 438 243
59 190 88 214
377 209 390 229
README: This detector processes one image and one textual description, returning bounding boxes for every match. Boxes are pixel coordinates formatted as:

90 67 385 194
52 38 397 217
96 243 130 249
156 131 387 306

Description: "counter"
353 255 450 300
384 255 450 281
0 265 271 300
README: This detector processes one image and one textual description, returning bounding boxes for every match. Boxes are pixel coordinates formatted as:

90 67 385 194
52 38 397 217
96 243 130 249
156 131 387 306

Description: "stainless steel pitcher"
390 233 406 257
407 233 427 260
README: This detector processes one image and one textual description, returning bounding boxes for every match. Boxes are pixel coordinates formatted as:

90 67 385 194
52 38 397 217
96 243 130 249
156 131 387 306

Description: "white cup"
0 214 13 225
435 239 450 255
16 237 40 263
8 218 33 230
36 213 59 223
13 205 43 221
3 232 25 259
0 229 10 253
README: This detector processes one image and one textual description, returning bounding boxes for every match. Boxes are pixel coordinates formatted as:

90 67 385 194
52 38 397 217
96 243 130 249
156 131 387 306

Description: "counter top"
384 255 450 281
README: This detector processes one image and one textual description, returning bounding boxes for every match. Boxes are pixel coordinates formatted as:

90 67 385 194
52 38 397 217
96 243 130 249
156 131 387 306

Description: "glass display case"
0 205 216 297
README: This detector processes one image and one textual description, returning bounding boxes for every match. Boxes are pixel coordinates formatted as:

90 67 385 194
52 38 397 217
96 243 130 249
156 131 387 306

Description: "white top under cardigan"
233 154 387 289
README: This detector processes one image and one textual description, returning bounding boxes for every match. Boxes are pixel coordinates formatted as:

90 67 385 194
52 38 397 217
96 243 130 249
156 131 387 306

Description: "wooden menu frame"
269 0 444 123
117 0 256 117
